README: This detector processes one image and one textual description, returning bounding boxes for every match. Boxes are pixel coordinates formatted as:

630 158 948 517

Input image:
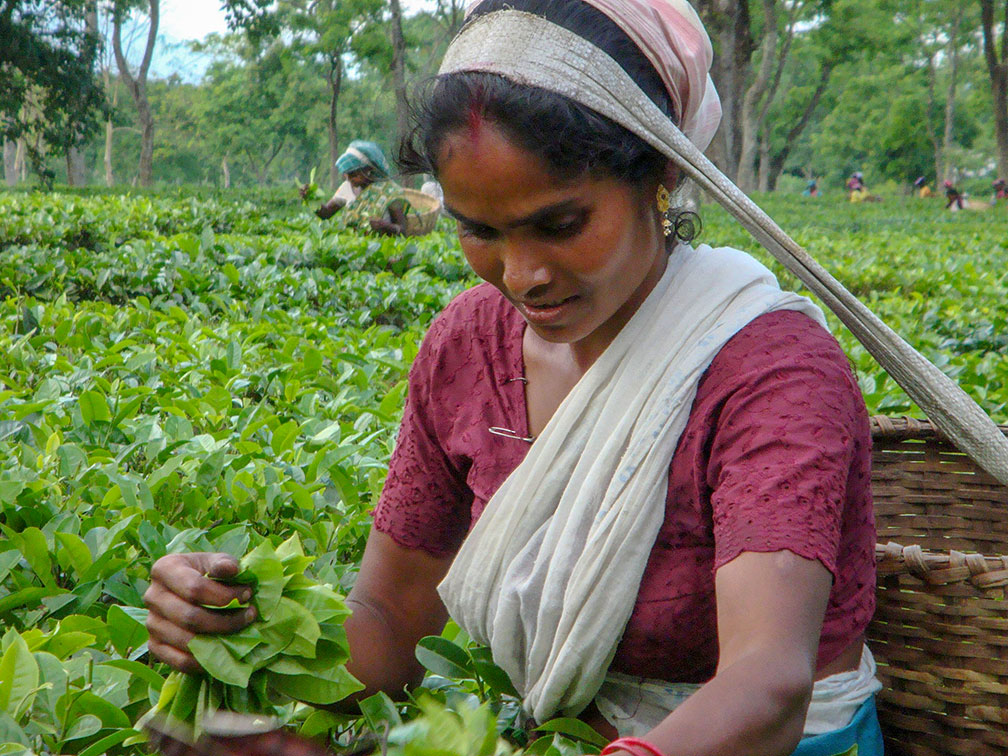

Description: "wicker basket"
402 188 443 236
869 416 1008 756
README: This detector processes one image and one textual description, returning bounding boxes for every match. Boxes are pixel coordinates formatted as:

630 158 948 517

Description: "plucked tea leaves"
143 536 361 736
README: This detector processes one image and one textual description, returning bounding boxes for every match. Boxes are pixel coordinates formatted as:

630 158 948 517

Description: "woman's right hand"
144 552 257 673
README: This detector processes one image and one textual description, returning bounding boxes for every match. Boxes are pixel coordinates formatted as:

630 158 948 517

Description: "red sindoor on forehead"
465 81 488 143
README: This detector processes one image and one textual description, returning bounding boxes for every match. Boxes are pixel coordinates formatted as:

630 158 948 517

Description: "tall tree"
753 0 807 191
98 2 126 185
111 0 159 186
388 0 410 148
940 7 963 182
980 0 1008 179
916 2 974 184
761 0 909 190
0 0 105 185
3 139 16 186
194 33 322 185
434 0 465 38
282 0 385 190
736 0 780 192
67 0 100 185
694 0 754 178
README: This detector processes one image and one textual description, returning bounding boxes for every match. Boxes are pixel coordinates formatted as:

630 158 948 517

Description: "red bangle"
600 737 666 756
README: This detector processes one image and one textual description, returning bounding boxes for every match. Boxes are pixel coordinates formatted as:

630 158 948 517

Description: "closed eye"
457 220 499 241
535 211 588 240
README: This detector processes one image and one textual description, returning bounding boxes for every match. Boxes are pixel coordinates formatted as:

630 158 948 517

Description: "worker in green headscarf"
315 140 413 236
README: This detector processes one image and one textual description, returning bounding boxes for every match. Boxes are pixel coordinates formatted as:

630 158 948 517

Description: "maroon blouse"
373 283 876 683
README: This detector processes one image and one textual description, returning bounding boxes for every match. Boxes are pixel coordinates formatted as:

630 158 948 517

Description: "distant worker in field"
846 172 869 202
421 173 445 206
943 179 964 211
992 178 1007 205
913 176 932 199
315 141 418 236
802 179 819 197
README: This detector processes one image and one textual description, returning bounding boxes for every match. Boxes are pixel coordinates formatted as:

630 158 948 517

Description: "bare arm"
638 550 831 756
342 528 453 698
316 196 347 220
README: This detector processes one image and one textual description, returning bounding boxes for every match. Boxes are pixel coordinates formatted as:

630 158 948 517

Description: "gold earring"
656 184 672 237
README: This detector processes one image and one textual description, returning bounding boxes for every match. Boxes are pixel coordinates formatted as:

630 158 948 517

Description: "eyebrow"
444 199 586 230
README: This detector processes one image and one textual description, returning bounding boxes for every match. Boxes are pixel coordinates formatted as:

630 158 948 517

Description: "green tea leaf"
269 666 363 705
415 635 473 680
239 542 285 620
358 691 403 733
271 420 300 456
77 728 141 756
100 659 165 693
0 632 39 718
54 532 92 577
533 718 608 749
106 605 148 657
14 528 53 588
79 390 111 425
64 714 102 741
189 637 254 688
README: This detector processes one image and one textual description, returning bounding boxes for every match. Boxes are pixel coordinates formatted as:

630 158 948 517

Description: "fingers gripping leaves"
142 535 362 740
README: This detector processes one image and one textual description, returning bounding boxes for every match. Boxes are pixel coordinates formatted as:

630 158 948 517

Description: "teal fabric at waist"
791 696 883 756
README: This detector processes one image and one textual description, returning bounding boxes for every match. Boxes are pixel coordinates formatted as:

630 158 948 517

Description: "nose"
500 240 552 299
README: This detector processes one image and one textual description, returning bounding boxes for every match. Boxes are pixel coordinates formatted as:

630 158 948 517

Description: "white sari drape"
438 244 826 723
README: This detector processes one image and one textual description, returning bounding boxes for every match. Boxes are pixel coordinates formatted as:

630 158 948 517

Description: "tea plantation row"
0 189 1004 755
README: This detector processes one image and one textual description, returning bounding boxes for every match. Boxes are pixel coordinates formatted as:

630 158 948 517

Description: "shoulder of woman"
702 309 856 400
421 283 519 354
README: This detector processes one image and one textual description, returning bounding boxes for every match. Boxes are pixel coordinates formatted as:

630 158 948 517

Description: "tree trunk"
221 157 231 189
757 134 771 192
66 2 98 187
68 147 88 186
695 0 754 178
737 0 778 192
940 7 961 183
102 10 118 188
15 139 27 182
112 0 159 187
754 0 800 192
433 0 464 41
3 139 17 187
104 118 115 186
327 56 344 191
766 61 834 191
446 0 464 37
388 0 410 150
137 97 155 185
981 0 1008 180
924 51 942 184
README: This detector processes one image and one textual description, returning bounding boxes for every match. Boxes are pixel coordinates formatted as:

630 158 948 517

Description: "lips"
518 295 580 325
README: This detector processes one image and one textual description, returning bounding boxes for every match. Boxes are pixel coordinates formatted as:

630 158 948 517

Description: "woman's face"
345 169 373 190
437 123 668 363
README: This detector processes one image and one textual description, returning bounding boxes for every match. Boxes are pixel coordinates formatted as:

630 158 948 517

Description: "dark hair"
398 0 700 244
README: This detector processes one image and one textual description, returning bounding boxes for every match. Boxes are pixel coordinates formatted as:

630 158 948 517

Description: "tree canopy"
1 0 105 183
3 0 1007 194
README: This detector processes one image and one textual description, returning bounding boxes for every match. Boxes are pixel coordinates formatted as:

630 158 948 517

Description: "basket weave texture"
869 416 1008 756
401 188 442 236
